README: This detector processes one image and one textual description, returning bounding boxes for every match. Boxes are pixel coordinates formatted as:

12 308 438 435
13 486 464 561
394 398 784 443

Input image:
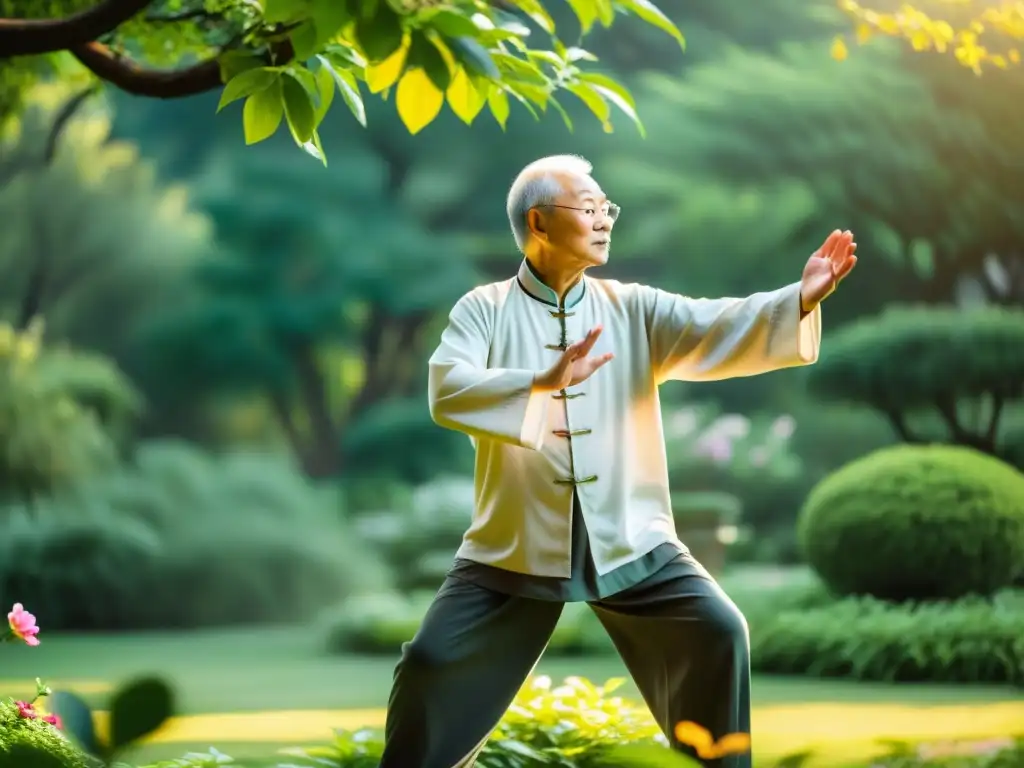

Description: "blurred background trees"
0 0 1022 729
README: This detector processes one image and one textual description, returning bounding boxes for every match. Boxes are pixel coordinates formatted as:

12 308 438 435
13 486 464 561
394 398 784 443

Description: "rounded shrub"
797 444 1024 601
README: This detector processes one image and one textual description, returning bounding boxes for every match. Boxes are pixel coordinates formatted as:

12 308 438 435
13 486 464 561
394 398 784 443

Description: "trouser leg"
590 554 752 768
380 576 564 768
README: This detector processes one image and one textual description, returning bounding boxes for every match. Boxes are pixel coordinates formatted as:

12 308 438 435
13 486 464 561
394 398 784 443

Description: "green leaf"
218 51 265 82
616 0 685 49
217 67 278 112
548 95 574 132
565 0 599 34
243 78 285 144
396 67 444 134
447 36 500 80
565 46 598 62
581 76 645 136
285 64 319 100
320 56 367 126
408 31 451 92
108 677 174 752
594 0 616 26
507 0 555 34
356 2 405 62
282 72 317 143
322 41 367 68
525 49 564 70
49 690 104 758
311 61 335 125
507 81 549 110
492 51 548 84
578 71 636 109
290 19 319 61
300 129 327 166
487 87 509 129
503 84 540 119
446 67 486 124
425 9 480 37
261 0 306 24
310 0 351 46
568 82 609 121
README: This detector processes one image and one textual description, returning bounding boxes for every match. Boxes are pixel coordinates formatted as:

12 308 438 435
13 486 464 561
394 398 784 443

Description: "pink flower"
15 701 36 719
7 603 40 646
43 714 62 729
770 415 796 440
695 435 733 464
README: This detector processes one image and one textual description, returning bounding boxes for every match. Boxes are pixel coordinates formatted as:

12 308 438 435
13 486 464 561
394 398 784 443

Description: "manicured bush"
0 442 392 630
349 475 476 591
797 444 1024 601
749 588 1024 684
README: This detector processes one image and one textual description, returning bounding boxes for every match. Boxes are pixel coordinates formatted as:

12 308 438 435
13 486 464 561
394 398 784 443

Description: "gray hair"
506 154 593 252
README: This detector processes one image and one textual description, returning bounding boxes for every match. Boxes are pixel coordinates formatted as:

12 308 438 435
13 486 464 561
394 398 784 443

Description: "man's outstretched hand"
801 229 858 311
533 326 614 392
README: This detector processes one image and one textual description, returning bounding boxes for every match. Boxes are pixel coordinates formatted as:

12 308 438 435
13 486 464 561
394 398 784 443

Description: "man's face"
539 171 616 267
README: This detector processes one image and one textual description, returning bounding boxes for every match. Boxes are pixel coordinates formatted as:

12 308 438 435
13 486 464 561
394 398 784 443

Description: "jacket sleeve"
642 281 822 384
427 292 551 450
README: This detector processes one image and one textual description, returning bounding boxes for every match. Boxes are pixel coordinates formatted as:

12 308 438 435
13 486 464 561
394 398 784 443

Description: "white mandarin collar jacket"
427 259 821 578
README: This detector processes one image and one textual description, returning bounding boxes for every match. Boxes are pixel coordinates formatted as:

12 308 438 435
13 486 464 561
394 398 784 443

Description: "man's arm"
642 281 822 385
428 292 551 450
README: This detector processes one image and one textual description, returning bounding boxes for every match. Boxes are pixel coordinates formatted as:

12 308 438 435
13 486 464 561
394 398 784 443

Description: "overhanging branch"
69 37 295 100
70 41 223 98
0 0 154 58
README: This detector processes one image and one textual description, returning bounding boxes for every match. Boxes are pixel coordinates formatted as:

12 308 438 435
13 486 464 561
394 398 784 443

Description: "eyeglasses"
538 203 620 222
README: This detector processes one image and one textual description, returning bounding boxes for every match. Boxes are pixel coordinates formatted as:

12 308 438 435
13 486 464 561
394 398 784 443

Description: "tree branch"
883 408 922 444
986 394 1004 445
44 84 101 162
0 0 154 58
69 37 295 99
70 41 223 98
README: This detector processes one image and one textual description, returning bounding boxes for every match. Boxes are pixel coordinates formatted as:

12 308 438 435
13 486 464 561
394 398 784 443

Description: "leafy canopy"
833 0 1024 72
0 0 685 163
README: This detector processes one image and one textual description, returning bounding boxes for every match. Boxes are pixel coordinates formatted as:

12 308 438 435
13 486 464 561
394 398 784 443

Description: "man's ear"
527 208 548 242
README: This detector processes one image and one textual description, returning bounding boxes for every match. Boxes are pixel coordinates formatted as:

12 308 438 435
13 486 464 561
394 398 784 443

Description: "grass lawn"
2 625 1022 767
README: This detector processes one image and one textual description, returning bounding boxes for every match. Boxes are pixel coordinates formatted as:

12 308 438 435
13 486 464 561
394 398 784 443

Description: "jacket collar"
516 259 587 309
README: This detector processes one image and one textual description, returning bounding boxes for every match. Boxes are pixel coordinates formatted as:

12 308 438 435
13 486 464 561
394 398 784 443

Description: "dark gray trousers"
380 554 752 768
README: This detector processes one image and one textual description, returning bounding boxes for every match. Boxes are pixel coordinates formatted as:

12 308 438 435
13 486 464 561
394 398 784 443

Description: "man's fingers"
574 325 603 358
835 254 858 282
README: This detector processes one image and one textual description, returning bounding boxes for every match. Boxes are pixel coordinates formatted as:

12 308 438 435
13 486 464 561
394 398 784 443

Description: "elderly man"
380 155 857 768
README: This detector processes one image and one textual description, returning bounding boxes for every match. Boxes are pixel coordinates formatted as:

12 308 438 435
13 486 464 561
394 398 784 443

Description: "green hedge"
748 588 1024 684
319 592 615 657
797 445 1024 601
0 442 392 630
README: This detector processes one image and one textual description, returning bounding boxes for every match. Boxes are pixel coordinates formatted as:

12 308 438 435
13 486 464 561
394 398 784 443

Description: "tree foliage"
0 86 213 369
0 0 685 160
0 320 133 504
834 0 1024 73
806 305 1024 456
134 139 476 478
629 40 1024 304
